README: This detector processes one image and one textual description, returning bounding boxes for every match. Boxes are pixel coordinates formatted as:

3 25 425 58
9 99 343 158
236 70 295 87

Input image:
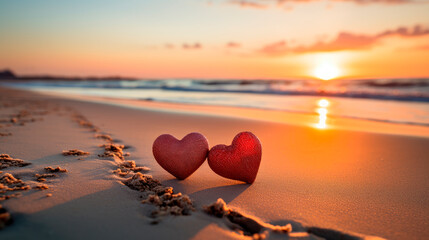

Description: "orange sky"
0 0 428 80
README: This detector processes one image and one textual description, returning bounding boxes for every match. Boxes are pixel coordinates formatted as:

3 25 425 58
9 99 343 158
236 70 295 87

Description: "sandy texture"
0 154 31 169
1 87 428 239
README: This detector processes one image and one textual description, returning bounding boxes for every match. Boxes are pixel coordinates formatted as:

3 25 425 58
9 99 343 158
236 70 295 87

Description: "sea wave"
5 78 429 102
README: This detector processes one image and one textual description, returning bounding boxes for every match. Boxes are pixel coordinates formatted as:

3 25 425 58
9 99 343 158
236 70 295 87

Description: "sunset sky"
0 0 428 80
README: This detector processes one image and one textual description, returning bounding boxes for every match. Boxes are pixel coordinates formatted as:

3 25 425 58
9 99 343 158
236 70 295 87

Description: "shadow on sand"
189 183 250 206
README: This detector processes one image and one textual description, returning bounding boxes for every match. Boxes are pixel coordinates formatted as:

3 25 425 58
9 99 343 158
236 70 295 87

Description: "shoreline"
1 87 429 239
19 87 429 138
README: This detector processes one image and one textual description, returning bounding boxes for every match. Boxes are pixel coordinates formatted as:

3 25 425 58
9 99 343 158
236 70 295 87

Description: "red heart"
152 132 209 180
208 132 262 184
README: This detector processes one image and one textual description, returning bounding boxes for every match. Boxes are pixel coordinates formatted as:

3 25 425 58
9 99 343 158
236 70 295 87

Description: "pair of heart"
152 131 262 184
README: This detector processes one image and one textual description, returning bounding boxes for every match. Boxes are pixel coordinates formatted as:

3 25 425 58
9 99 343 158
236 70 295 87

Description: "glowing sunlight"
314 63 340 80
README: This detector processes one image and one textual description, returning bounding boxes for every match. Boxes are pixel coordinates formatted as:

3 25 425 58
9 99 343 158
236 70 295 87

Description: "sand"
1 87 428 239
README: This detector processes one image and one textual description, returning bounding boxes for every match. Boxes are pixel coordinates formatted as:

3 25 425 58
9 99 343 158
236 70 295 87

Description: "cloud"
226 0 413 8
259 41 289 55
182 43 202 50
228 0 269 8
378 25 429 37
259 24 429 56
226 42 242 48
333 0 412 4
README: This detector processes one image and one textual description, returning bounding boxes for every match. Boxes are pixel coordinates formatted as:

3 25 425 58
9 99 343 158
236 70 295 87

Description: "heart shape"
152 132 209 180
208 132 262 184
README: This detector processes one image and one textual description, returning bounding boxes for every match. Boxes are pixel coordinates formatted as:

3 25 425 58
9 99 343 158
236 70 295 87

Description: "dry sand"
1 87 428 239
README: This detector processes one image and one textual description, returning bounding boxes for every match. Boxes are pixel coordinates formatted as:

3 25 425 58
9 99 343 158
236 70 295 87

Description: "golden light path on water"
315 98 330 129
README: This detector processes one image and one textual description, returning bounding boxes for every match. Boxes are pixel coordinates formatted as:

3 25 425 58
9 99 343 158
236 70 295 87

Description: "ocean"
3 78 429 127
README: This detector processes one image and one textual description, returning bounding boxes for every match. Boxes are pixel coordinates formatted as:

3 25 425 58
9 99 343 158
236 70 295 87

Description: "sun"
314 63 340 80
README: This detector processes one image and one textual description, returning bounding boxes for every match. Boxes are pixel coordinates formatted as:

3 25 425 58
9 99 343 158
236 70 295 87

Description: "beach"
1 87 428 240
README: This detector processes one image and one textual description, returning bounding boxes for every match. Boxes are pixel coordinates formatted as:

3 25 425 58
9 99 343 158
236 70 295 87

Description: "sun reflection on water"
318 99 330 108
315 98 330 129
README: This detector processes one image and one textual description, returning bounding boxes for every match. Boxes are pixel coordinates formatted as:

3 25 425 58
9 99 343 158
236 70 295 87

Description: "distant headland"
0 69 136 81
